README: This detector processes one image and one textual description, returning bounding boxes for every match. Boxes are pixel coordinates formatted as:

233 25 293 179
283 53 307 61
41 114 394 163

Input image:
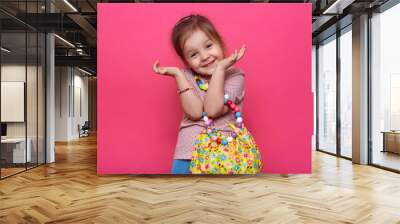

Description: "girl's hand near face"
203 45 245 118
153 59 203 120
153 60 183 77
215 45 246 72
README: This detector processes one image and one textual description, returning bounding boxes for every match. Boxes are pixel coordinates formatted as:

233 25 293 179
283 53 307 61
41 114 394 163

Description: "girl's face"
182 29 224 76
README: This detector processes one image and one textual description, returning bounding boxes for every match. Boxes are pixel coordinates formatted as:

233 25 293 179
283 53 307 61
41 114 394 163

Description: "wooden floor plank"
0 134 400 223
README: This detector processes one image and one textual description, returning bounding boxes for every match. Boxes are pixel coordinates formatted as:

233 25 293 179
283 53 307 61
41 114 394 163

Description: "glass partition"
317 35 337 154
0 1 46 179
27 30 38 169
1 30 28 177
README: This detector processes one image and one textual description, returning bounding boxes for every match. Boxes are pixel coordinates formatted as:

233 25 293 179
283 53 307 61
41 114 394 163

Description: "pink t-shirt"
174 68 245 159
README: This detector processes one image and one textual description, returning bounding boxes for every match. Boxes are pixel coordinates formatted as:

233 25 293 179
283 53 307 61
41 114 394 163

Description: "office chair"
79 121 90 138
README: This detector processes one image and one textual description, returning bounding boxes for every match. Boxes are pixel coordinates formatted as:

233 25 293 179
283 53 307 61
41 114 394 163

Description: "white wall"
1 65 26 131
55 67 89 141
1 65 41 137
72 72 89 138
55 66 69 141
1 82 24 122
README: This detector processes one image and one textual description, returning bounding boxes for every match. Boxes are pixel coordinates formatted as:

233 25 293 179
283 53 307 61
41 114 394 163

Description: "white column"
46 33 55 163
46 1 55 163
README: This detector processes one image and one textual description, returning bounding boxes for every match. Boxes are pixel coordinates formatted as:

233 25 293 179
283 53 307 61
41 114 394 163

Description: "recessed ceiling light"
54 34 75 48
1 47 11 53
63 0 78 12
78 67 93 76
323 0 355 15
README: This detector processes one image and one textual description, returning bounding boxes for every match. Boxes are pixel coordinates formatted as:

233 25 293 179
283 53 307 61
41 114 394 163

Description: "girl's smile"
202 58 216 67
183 29 224 76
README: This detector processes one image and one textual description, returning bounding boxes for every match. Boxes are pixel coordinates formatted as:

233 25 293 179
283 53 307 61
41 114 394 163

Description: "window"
339 27 352 158
317 35 337 154
371 2 400 171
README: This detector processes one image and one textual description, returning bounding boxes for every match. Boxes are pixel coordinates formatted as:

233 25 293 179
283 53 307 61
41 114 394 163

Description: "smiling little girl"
153 14 262 174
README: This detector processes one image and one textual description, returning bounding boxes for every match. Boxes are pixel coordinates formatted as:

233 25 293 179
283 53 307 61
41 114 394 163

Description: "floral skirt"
190 123 262 174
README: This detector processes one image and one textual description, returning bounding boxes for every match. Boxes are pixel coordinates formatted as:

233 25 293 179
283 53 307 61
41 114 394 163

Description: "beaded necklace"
194 75 209 91
195 74 244 144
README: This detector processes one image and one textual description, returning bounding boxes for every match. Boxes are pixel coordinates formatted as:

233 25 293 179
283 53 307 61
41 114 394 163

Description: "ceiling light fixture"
63 0 78 12
54 34 75 48
1 47 11 53
78 67 93 76
322 0 355 14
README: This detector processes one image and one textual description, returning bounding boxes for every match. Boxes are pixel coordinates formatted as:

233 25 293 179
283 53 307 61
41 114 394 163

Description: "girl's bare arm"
175 71 203 120
153 61 203 120
203 67 226 118
203 45 246 118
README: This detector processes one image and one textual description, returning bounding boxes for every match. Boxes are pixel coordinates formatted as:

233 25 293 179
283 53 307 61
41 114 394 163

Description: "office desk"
1 138 32 163
381 131 400 154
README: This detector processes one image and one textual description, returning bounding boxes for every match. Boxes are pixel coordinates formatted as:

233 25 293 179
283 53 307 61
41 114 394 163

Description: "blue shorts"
171 159 190 174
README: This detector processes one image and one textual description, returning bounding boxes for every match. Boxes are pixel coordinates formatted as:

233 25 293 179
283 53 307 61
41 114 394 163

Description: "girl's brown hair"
171 14 226 61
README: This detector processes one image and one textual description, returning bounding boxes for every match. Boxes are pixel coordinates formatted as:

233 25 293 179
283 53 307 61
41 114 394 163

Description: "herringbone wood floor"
1 134 400 224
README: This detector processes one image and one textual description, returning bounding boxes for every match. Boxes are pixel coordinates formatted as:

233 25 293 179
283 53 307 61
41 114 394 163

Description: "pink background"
98 3 313 174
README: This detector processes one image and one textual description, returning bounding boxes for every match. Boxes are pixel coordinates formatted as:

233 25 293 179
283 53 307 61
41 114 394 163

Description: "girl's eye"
190 53 197 58
206 43 213 48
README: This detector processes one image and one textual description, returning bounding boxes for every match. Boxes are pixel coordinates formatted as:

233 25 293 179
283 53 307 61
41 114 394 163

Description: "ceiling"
0 0 393 75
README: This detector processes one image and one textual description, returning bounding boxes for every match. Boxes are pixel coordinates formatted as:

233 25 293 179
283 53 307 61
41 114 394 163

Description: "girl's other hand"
215 45 246 72
153 60 182 77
